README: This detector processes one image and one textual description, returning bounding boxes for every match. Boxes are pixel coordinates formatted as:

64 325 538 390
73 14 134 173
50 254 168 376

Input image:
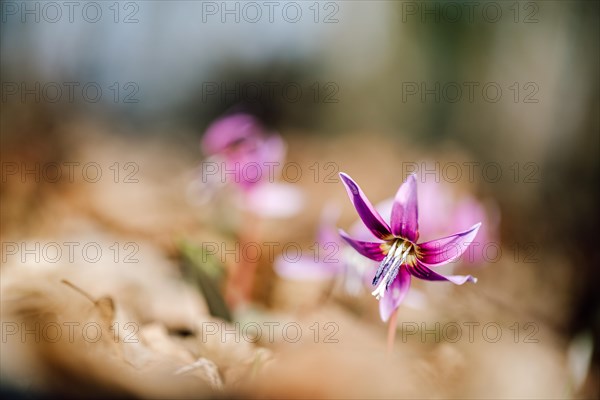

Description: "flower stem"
387 308 399 353
319 275 337 304
226 211 261 308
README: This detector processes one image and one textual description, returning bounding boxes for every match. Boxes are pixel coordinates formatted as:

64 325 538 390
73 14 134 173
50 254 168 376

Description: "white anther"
371 241 412 300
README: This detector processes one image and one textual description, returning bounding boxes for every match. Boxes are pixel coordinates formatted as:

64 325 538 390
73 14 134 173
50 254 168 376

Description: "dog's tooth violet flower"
201 113 286 192
194 113 303 218
338 172 481 321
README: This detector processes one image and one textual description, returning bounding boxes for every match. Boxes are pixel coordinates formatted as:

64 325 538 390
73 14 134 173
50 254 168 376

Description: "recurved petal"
339 173 392 240
410 260 477 285
339 230 386 262
379 267 411 322
391 174 419 241
418 223 482 266
348 197 394 242
274 255 340 281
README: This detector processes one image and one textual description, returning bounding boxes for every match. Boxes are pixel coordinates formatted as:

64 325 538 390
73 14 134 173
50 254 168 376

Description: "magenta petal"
391 174 419 241
202 113 263 155
348 198 394 242
379 267 411 322
339 230 386 261
339 173 392 240
274 256 340 281
418 223 482 267
410 260 477 284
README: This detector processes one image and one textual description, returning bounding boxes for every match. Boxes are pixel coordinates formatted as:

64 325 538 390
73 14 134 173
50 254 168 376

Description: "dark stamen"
372 257 391 285
385 264 401 290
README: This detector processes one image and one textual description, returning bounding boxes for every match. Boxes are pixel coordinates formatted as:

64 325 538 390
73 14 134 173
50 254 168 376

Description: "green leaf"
178 240 232 322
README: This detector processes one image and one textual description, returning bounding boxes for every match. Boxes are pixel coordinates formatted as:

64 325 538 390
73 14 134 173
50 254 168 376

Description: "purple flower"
201 113 285 192
194 113 303 218
338 172 481 321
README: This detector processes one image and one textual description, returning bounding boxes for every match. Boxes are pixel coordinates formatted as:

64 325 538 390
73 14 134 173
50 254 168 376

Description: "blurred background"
1 1 598 398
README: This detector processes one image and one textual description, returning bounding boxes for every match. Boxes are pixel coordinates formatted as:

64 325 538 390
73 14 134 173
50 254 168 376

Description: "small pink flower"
338 173 481 321
197 113 303 218
201 113 285 191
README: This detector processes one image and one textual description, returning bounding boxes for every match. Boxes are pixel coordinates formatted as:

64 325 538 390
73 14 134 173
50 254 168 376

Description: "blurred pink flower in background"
274 205 374 296
201 113 286 192
189 113 304 218
371 178 500 266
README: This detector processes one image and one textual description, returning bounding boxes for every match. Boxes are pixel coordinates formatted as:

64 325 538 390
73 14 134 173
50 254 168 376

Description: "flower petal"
257 134 286 166
409 260 477 284
453 197 499 264
316 203 342 246
391 174 419 241
338 230 386 261
274 256 340 281
379 267 411 322
348 197 394 242
202 113 264 155
418 223 482 267
339 173 392 240
242 183 305 218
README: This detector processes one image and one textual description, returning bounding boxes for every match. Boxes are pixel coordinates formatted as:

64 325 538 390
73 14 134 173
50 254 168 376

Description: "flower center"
371 239 417 300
